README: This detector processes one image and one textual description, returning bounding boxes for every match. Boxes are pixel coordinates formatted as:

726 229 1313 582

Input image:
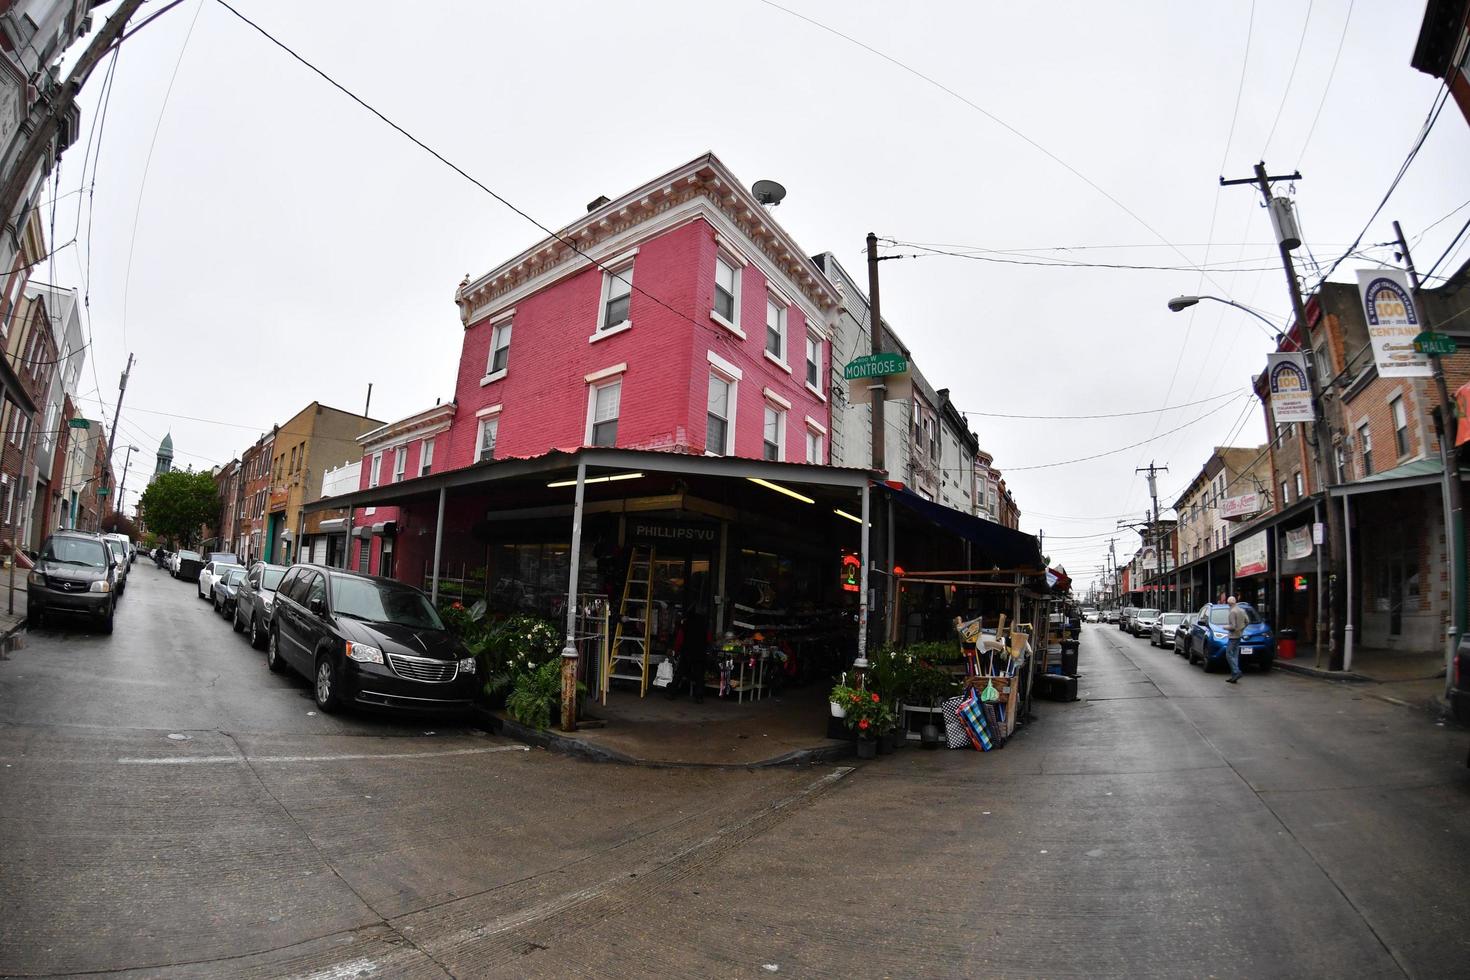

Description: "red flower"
858 718 870 730
871 692 880 703
850 694 860 703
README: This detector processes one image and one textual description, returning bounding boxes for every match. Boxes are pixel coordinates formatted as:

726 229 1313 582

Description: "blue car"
1184 603 1275 673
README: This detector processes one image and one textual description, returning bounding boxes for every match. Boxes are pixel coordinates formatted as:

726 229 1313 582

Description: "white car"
1082 609 1101 623
197 560 229 600
1130 607 1161 636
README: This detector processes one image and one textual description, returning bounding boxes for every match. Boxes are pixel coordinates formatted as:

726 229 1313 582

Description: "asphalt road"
2 568 1468 978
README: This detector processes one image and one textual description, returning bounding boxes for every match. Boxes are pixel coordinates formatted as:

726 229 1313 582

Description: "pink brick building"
348 153 841 576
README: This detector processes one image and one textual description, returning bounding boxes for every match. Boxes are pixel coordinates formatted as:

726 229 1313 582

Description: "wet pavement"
2 568 1468 977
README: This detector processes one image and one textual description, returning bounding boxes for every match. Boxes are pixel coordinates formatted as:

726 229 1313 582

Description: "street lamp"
1166 295 1289 346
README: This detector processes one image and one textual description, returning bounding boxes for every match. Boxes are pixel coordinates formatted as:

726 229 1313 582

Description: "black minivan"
27 531 118 632
267 564 478 714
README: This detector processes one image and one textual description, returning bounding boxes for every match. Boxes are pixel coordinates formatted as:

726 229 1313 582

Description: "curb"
472 706 856 769
1273 659 1371 683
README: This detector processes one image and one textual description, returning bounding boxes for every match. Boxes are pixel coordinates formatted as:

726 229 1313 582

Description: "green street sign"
844 352 908 380
1413 331 1457 356
97 487 109 497
67 418 90 429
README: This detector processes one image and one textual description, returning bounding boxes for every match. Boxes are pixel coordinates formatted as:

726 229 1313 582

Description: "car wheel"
314 654 341 713
267 628 286 672
251 615 265 650
26 605 41 629
231 605 244 633
98 602 114 635
213 595 222 614
1201 652 1217 673
1258 657 1273 673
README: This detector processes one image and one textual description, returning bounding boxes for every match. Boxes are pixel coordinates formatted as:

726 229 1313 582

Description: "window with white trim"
1281 480 1290 505
765 296 785 360
393 446 407 483
805 428 822 463
1390 395 1409 457
420 439 434 477
488 319 512 375
1294 471 1303 498
477 417 499 462
1358 422 1373 476
588 379 621 447
368 452 382 488
714 256 739 325
600 264 633 331
762 404 784 461
805 335 822 391
707 373 733 456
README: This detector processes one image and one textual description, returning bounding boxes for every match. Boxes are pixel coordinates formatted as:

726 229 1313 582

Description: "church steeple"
152 433 173 482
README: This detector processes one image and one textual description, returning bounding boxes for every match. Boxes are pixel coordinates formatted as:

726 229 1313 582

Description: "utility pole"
104 353 133 497
1136 462 1168 605
1392 219 1464 696
115 444 139 527
865 233 887 474
1222 162 1339 667
0 0 147 236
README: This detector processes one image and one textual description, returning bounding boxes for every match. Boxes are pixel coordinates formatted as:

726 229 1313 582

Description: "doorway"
380 539 395 579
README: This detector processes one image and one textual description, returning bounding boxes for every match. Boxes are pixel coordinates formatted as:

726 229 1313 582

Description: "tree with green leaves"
138 470 219 549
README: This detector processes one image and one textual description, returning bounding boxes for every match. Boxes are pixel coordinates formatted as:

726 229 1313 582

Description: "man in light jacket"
1225 595 1248 683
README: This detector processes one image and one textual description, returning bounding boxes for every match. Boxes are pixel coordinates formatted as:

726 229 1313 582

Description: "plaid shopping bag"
939 695 971 749
980 701 1006 749
956 690 994 751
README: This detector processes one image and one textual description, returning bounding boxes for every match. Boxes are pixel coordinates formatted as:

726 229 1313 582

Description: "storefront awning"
318 518 347 532
881 484 1042 569
1328 457 1469 498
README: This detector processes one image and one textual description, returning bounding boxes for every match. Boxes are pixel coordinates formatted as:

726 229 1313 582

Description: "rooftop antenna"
752 179 786 207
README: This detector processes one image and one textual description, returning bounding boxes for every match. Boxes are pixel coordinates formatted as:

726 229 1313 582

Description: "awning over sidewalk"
881 484 1042 569
1327 457 1470 498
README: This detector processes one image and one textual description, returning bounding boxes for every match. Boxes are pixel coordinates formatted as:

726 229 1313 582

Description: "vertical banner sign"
1234 530 1269 577
1285 525 1314 560
1358 269 1432 378
1267 353 1315 423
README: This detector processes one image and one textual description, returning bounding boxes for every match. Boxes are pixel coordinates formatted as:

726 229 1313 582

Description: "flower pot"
920 723 942 750
855 736 877 760
877 730 898 755
829 701 847 719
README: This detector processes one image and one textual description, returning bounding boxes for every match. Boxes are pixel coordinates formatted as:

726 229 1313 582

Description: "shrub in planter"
506 660 562 731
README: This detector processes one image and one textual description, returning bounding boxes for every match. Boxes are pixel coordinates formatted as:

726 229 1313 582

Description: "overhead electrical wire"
878 239 1292 274
1423 214 1470 281
1260 0 1314 158
962 388 1245 420
1295 0 1355 167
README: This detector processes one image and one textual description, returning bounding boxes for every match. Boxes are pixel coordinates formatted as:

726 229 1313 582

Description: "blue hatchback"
1184 603 1275 673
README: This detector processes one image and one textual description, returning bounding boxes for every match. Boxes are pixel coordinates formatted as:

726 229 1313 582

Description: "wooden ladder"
609 545 656 696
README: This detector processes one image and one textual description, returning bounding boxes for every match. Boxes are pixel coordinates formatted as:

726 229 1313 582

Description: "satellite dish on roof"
752 179 787 207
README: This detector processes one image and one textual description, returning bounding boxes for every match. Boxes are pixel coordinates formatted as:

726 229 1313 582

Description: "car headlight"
457 656 477 674
261 594 274 609
27 571 43 587
345 642 383 664
89 580 112 593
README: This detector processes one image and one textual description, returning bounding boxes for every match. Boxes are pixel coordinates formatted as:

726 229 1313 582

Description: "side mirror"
309 597 326 616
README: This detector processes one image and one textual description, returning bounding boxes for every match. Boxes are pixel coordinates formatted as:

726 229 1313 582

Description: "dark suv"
267 565 478 714
27 531 118 632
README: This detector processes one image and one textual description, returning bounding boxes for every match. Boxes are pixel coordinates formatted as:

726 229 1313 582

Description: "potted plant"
838 688 888 759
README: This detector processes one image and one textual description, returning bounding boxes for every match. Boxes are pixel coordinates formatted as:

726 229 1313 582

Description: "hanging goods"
653 658 674 688
609 545 657 696
939 695 971 749
980 677 1000 704
955 690 995 751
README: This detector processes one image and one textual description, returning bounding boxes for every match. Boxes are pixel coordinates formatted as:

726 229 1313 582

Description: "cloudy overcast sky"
44 0 1470 586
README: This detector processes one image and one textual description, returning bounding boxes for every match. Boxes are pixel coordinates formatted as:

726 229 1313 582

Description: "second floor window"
477 417 499 462
393 446 407 483
1281 480 1290 505
805 428 822 464
1390 396 1409 457
714 257 738 324
368 452 382 488
1294 471 1303 498
763 405 784 461
489 320 512 375
601 265 633 331
420 439 434 476
707 374 732 456
589 380 621 447
806 335 820 389
1359 423 1374 476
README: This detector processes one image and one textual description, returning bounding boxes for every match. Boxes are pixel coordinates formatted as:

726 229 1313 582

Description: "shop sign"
628 517 718 546
1294 575 1310 592
1458 380 1470 447
1358 269 1432 378
1220 492 1261 521
1139 545 1158 572
67 418 90 429
1285 525 1313 560
1267 352 1315 424
844 352 908 380
1234 530 1268 577
840 553 860 593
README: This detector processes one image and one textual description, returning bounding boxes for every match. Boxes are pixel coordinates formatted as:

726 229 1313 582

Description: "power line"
962 388 1245 420
879 239 1291 274
1260 0 1314 158
1295 0 1355 166
1424 214 1470 281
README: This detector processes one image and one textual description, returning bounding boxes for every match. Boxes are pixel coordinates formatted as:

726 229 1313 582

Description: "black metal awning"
881 483 1043 569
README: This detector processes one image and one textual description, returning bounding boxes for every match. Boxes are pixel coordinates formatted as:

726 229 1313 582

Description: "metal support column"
1343 495 1354 672
560 462 588 732
430 487 446 605
856 482 871 670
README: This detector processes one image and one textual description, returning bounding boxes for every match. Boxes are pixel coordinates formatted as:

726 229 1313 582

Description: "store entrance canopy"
881 484 1042 569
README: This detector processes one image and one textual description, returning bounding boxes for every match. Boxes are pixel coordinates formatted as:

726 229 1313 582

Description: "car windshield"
42 537 108 567
1161 613 1187 625
261 568 285 591
1139 608 1159 617
178 551 201 561
224 567 247 584
329 576 444 630
1208 606 1263 625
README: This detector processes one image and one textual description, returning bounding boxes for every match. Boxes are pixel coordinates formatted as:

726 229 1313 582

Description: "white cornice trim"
762 386 792 410
804 416 827 435
585 362 628 384
475 403 503 418
357 403 456 447
707 350 743 381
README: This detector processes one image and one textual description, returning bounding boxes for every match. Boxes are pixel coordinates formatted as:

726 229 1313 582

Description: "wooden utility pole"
1222 163 1339 666
0 0 147 236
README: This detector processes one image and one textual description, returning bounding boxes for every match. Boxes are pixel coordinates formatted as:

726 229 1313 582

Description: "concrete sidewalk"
1276 646 1454 719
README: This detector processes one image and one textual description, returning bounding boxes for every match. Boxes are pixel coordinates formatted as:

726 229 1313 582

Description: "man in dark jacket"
669 606 710 703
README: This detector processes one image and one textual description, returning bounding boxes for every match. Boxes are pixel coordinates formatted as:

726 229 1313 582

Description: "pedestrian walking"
1224 594 1248 683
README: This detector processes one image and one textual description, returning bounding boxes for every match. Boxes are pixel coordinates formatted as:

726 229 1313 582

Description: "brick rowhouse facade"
0 288 56 552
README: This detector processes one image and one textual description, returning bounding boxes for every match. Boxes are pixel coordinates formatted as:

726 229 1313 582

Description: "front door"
380 540 395 579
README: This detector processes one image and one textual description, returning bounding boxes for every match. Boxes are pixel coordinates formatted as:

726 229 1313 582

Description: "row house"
25 280 83 540
0 276 56 552
1169 445 1270 612
237 432 273 563
211 459 241 555
263 403 380 565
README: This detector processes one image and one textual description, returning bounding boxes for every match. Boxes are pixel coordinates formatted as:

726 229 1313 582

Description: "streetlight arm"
1167 295 1284 343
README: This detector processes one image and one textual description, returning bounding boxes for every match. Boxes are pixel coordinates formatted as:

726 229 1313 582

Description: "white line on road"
117 745 531 765
287 956 378 980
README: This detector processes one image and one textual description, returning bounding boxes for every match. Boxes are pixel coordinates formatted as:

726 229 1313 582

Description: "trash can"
1277 628 1297 660
1060 638 1080 677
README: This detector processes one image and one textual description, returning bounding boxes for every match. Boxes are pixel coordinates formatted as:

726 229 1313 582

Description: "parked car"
207 553 240 567
1184 603 1275 672
233 561 288 648
1102 608 1119 624
104 537 129 597
1130 607 1160 637
173 550 203 581
267 565 478 714
1451 634 1470 726
197 559 233 600
1081 608 1100 623
1151 611 1188 648
25 530 117 632
212 565 248 617
1119 606 1138 631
